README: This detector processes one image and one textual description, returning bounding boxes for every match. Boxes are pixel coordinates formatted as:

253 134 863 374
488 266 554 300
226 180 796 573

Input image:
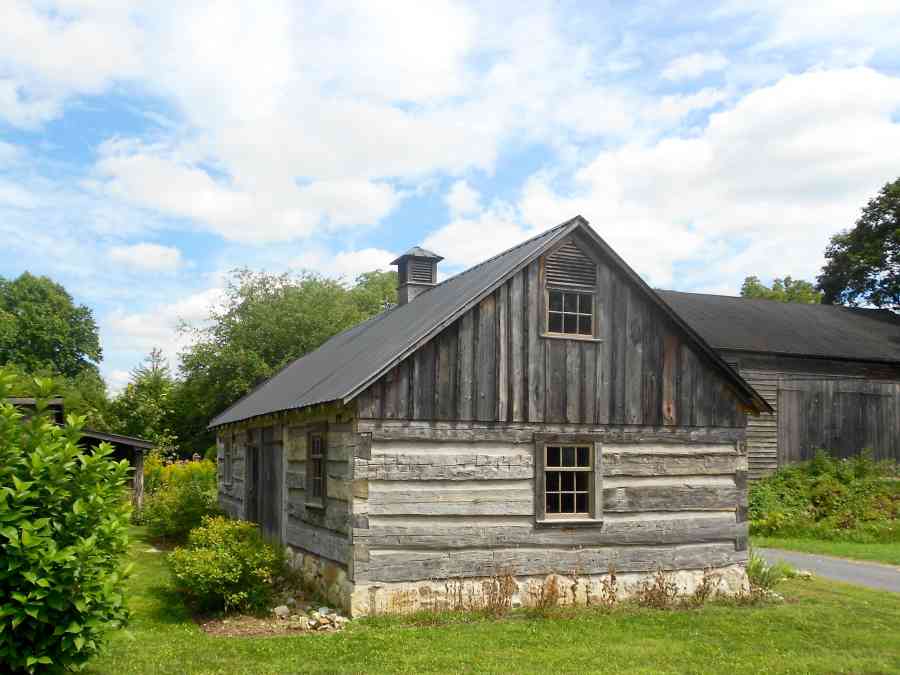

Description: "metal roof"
658 290 900 363
209 218 580 427
390 246 444 264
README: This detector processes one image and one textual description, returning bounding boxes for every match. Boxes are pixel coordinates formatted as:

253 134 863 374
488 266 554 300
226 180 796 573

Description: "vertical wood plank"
661 330 679 425
413 340 435 419
566 340 581 423
397 359 411 419
595 262 612 424
476 295 497 421
624 285 644 425
609 272 627 424
546 339 567 423
641 308 662 426
435 324 458 420
457 311 475 421
679 343 696 427
583 342 597 424
510 270 526 421
527 260 545 422
497 285 509 421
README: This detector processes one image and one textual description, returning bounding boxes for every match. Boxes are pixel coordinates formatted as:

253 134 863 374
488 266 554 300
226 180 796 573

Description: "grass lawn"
87 529 900 675
752 536 900 567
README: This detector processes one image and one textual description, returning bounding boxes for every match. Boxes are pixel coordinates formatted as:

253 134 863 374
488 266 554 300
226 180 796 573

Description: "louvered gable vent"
409 257 435 284
545 239 596 287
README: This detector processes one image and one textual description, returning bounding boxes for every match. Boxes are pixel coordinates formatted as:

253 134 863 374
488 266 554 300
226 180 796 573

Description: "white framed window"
535 437 602 523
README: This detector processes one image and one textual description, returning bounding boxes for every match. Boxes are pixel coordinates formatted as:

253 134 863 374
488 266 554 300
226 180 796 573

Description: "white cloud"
513 67 900 291
291 247 397 282
108 242 183 273
662 51 729 81
445 180 481 216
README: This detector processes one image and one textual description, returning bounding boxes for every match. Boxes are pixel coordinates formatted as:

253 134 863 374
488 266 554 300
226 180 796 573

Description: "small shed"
209 217 770 615
8 397 153 506
659 292 900 477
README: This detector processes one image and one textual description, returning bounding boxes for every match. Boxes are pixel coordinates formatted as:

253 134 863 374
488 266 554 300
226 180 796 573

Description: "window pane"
576 493 588 513
564 314 578 333
549 291 563 311
549 312 563 333
578 315 592 335
546 471 560 492
561 493 575 513
546 492 560 514
577 446 590 467
547 446 560 467
562 446 576 466
561 471 575 491
578 293 592 313
563 293 578 312
575 471 588 491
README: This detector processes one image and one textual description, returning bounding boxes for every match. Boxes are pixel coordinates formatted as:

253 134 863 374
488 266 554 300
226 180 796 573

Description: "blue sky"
2 1 900 393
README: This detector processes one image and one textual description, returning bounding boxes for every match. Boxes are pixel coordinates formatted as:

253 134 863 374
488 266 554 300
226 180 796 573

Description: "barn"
209 216 771 615
659 292 900 478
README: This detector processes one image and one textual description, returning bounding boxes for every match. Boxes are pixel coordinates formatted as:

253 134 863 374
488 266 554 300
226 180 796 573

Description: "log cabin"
209 216 772 615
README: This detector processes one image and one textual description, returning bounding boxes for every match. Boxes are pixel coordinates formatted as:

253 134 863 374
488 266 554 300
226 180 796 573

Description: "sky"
2 1 900 394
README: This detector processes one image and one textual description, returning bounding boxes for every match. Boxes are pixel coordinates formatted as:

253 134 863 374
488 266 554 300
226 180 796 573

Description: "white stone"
273 605 291 618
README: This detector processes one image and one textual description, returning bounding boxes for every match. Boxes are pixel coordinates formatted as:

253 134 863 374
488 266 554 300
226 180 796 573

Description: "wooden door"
259 426 283 543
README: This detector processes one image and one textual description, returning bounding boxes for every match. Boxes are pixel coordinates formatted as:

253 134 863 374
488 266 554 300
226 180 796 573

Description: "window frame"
534 435 603 525
305 426 327 509
543 287 599 340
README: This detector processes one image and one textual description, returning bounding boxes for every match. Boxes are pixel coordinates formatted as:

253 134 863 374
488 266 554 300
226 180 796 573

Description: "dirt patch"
197 614 317 638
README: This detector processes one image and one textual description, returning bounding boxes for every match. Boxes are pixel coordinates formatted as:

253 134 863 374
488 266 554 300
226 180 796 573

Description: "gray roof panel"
209 218 578 427
658 290 900 363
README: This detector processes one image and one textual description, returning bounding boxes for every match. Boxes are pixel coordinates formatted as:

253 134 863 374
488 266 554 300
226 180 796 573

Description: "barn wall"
349 421 749 615
724 351 900 477
357 232 748 429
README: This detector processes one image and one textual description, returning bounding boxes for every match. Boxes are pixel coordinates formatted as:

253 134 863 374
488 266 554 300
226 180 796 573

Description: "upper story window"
544 239 598 338
307 431 326 504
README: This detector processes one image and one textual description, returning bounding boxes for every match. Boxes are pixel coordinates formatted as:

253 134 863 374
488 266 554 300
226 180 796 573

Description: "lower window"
544 445 592 516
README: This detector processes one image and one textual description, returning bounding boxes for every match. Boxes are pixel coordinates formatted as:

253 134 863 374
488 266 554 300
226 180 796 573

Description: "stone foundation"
348 564 749 617
286 547 354 613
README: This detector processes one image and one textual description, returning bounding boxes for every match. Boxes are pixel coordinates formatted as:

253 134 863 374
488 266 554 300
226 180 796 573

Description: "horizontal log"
359 543 745 582
603 453 737 477
285 517 350 564
357 515 744 550
603 482 738 512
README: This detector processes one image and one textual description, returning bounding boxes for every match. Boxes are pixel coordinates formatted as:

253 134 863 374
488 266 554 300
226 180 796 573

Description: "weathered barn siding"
726 351 900 477
352 421 748 587
358 235 748 429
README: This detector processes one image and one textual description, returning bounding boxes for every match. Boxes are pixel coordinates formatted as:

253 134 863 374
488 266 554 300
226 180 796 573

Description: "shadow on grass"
142 583 195 625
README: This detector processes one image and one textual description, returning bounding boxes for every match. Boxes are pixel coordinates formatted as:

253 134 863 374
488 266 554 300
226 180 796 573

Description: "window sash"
546 289 595 337
308 432 326 503
535 438 603 523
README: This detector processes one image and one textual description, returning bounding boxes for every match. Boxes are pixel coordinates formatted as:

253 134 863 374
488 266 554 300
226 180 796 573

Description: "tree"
109 348 177 446
173 269 393 450
818 178 900 310
740 276 823 304
0 272 102 377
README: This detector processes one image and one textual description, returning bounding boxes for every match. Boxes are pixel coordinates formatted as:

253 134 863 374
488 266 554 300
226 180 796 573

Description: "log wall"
352 421 748 584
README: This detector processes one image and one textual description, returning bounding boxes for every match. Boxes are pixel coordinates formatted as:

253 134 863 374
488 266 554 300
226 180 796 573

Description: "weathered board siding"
351 428 748 584
726 352 900 477
779 379 900 464
358 237 747 428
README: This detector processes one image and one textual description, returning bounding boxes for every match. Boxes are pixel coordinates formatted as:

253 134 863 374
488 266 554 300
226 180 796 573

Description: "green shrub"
168 516 288 613
138 454 220 540
749 450 899 542
0 376 131 672
746 549 793 590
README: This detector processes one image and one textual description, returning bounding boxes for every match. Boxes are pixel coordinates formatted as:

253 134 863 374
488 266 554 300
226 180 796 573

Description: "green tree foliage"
0 272 102 377
109 348 177 446
173 269 396 450
0 373 131 672
740 276 823 304
818 177 900 310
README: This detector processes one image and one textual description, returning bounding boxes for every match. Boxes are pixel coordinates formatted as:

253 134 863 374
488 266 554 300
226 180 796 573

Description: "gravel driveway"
758 548 900 593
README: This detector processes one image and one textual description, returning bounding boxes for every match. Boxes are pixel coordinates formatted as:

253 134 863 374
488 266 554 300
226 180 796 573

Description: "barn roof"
658 290 900 364
210 217 768 428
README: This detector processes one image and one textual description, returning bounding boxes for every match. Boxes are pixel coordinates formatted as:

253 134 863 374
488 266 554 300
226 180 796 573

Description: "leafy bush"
168 516 288 613
749 450 899 542
137 452 220 540
0 377 131 672
746 550 793 590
